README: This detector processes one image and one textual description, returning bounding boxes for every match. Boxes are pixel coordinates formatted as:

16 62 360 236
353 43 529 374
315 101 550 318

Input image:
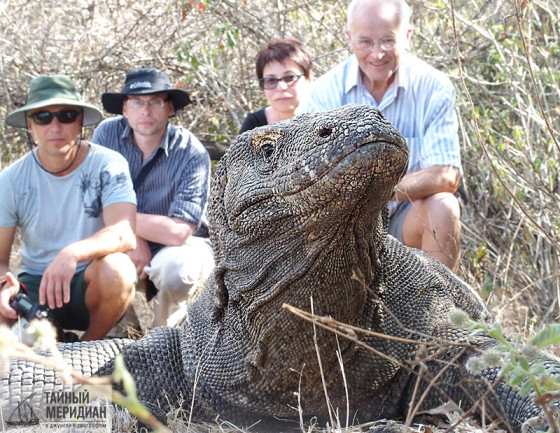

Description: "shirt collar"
395 52 413 92
159 123 171 157
120 118 133 143
345 55 362 94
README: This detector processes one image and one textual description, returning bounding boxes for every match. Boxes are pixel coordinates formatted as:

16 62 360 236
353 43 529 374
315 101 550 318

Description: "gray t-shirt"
0 143 136 275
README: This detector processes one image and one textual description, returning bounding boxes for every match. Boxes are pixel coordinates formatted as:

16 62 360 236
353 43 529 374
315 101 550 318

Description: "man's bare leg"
402 192 461 270
82 252 136 341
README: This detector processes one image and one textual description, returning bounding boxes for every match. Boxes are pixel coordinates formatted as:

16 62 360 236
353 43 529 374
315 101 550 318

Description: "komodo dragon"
1 104 558 432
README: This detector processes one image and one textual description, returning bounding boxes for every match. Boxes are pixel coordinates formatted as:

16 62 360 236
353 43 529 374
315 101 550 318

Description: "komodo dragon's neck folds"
1 104 558 433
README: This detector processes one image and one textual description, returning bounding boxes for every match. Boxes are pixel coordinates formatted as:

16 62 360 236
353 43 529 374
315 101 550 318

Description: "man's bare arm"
392 165 459 202
136 213 196 246
60 202 137 263
40 202 137 308
0 225 15 277
0 225 20 320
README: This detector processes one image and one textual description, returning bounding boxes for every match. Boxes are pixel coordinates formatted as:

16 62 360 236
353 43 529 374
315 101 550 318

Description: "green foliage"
530 325 560 350
451 310 560 433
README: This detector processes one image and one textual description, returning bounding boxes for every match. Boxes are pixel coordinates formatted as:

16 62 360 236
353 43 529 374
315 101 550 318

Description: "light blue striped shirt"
92 116 211 254
298 53 462 179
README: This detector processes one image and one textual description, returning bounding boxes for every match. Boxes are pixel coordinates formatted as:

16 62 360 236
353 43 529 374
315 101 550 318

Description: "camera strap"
19 281 29 295
133 148 164 191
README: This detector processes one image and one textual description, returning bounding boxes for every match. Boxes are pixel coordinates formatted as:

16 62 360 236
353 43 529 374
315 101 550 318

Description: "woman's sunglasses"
27 109 82 125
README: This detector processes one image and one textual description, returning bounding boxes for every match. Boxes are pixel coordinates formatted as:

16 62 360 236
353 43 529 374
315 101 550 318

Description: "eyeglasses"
352 37 397 52
27 109 82 125
126 98 169 110
259 73 305 90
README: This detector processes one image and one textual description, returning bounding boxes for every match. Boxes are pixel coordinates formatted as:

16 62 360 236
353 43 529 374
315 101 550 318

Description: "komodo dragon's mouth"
229 138 407 225
279 137 408 198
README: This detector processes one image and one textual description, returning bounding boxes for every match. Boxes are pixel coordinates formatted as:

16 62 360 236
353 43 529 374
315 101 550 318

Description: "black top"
239 107 268 134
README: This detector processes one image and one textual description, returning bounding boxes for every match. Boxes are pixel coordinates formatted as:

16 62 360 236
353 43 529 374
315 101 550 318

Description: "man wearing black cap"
92 68 213 327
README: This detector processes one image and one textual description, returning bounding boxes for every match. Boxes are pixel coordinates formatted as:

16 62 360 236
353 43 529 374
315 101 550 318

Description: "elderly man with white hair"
299 0 462 271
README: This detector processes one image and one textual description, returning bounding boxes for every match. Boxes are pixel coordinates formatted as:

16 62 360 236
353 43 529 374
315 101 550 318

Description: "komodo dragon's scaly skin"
1 104 558 432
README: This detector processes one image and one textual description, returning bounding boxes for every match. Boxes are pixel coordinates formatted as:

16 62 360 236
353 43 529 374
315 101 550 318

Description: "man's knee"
149 240 214 327
424 192 461 221
146 241 214 297
86 253 137 298
402 193 461 246
410 193 461 236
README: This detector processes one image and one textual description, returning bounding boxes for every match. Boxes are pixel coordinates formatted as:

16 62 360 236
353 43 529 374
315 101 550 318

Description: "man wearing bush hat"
93 67 213 327
0 74 138 341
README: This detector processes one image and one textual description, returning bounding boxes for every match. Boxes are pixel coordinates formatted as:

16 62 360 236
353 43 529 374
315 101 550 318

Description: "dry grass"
1 1 558 328
1 1 558 336
1 0 559 431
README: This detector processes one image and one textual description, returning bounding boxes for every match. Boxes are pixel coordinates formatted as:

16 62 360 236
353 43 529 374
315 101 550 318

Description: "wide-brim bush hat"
6 75 102 128
101 68 192 115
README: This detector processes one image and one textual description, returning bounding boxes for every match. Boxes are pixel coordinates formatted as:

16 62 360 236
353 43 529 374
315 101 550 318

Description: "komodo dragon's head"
206 104 408 323
210 104 408 257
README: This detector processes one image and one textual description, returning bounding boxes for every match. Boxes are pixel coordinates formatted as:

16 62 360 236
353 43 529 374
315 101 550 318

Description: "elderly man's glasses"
126 98 169 110
28 109 82 125
353 38 397 52
259 73 305 90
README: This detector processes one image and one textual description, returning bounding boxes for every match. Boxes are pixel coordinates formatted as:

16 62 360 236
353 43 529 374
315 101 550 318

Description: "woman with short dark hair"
239 38 313 134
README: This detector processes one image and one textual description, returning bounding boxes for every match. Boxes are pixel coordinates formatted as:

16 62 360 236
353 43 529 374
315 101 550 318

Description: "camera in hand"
9 292 50 322
9 292 78 342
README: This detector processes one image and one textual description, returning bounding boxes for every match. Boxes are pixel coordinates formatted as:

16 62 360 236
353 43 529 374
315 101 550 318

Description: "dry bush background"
0 0 559 341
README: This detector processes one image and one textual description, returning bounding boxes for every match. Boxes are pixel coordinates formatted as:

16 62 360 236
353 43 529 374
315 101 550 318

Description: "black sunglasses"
28 109 82 125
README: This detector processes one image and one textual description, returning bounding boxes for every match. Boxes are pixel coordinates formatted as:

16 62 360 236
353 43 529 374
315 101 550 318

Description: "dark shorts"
388 201 412 243
18 270 89 331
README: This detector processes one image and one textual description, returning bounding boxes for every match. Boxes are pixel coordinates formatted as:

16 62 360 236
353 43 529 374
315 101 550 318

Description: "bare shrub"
0 0 559 340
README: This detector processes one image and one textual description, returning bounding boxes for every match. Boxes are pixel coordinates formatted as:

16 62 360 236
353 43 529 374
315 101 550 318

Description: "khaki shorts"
17 270 89 331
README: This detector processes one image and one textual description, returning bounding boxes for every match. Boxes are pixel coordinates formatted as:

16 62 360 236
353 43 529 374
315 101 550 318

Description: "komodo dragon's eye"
252 132 281 162
261 143 274 159
317 126 333 138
